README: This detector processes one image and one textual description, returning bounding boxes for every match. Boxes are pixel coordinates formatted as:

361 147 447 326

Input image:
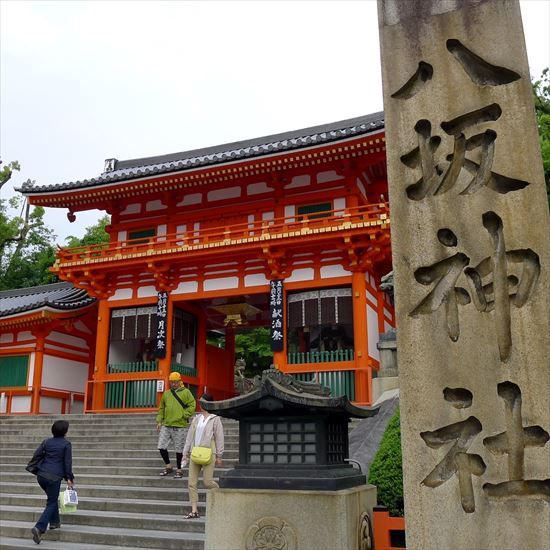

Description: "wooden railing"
372 506 406 550
54 203 389 266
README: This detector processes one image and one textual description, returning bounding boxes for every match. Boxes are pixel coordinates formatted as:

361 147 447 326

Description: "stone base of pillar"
205 484 377 550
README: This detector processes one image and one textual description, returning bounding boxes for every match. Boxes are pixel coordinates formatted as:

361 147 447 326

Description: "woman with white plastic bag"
181 393 224 519
29 420 75 544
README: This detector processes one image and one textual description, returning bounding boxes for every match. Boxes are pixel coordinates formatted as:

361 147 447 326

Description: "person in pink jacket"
181 393 224 519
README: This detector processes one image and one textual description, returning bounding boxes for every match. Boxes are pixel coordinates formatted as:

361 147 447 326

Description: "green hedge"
367 407 404 516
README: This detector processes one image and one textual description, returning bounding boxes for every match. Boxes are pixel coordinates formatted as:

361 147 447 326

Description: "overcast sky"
1 0 549 244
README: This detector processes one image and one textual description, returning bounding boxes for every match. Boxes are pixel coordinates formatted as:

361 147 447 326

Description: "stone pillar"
377 1 550 548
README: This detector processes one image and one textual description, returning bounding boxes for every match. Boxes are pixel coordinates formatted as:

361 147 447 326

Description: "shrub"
367 407 404 516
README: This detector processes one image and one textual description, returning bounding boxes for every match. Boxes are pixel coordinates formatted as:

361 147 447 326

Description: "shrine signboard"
377 1 549 548
270 280 284 352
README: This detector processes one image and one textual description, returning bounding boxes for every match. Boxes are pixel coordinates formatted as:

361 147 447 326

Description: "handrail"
54 202 389 265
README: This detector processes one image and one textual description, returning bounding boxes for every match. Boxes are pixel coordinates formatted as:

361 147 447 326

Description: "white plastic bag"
58 488 78 513
63 488 78 505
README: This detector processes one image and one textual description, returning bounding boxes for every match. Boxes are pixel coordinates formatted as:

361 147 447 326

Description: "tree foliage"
368 407 404 516
0 161 58 290
235 327 273 376
66 215 111 248
532 68 550 208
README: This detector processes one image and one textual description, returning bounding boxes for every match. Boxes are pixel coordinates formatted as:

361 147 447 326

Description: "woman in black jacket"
30 420 75 544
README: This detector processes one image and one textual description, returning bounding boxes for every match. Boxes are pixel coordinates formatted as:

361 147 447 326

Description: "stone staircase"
0 413 238 550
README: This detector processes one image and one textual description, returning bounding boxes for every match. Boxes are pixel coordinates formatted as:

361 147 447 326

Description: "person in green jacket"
156 372 196 478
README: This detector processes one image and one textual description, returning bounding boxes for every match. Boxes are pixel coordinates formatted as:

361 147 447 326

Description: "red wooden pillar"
91 299 110 410
31 332 46 414
352 271 371 404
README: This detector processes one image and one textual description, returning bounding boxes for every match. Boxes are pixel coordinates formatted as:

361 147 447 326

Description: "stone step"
0 430 239 439
0 493 208 515
0 434 239 443
0 505 205 533
0 457 238 468
0 536 163 550
0 447 239 457
0 482 209 502
0 463 234 476
3 472 220 489
0 519 205 550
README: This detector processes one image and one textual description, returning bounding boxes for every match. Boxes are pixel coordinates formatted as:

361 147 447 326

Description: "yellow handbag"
191 446 212 465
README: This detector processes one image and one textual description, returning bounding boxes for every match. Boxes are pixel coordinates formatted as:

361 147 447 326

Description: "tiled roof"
17 112 384 195
0 282 95 318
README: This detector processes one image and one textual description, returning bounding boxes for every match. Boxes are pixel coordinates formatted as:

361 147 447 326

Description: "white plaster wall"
208 187 241 201
384 320 392 332
285 175 310 189
109 288 133 301
40 396 62 414
179 193 202 206
356 178 367 199
320 265 350 279
174 281 199 295
203 277 239 291
118 230 128 241
138 286 157 298
49 331 88 350
284 205 295 222
146 200 166 211
157 224 167 242
384 308 393 320
27 352 36 387
262 212 274 221
247 182 273 195
70 400 84 414
366 290 377 305
0 333 14 344
120 203 141 215
286 268 314 282
244 273 269 287
367 304 380 361
11 395 31 413
42 355 88 393
0 392 7 413
17 331 33 342
317 170 344 183
333 197 345 215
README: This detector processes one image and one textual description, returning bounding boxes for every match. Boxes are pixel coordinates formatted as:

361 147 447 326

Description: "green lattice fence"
104 379 157 408
291 370 355 400
287 349 354 364
107 362 158 373
170 364 197 378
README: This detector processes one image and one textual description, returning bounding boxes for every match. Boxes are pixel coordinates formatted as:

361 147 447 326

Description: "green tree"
368 408 404 516
66 214 111 248
235 327 273 376
0 162 58 290
532 68 550 208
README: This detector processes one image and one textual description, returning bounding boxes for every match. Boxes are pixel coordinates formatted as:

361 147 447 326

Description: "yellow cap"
168 372 182 381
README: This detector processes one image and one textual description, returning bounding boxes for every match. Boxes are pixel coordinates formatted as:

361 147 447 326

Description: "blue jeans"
35 476 61 532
